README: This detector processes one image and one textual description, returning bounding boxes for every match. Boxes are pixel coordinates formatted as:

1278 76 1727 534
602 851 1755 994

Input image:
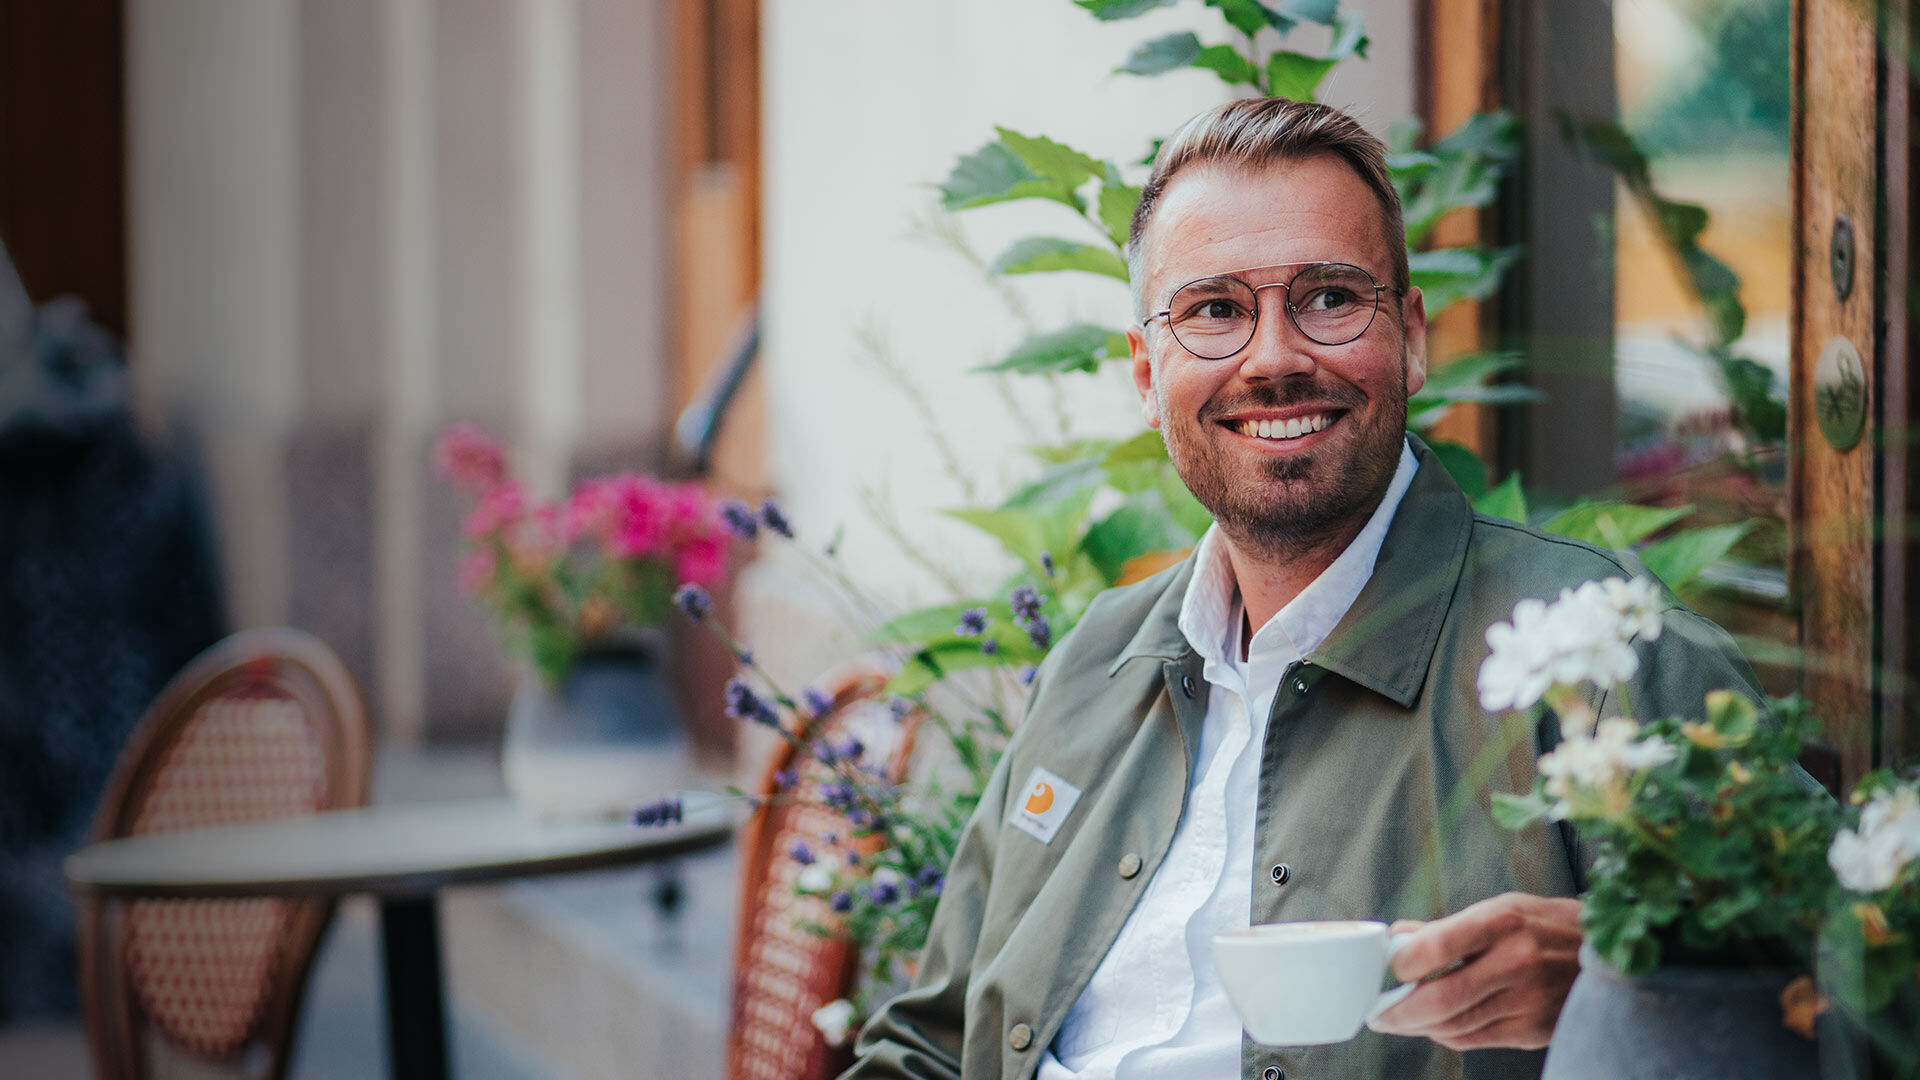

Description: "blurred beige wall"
127 0 673 744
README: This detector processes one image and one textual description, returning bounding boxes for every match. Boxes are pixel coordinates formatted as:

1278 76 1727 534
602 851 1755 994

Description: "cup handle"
1364 932 1418 1025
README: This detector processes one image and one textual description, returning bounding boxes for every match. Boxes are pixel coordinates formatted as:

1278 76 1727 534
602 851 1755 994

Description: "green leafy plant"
1484 579 1918 1072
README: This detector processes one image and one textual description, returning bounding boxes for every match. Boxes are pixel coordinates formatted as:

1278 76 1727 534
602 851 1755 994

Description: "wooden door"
1791 0 1917 777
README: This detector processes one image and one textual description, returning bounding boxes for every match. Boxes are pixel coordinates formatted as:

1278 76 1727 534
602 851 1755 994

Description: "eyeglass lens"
1166 263 1382 357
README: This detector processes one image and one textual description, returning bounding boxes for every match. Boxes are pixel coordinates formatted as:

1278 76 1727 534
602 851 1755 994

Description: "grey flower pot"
1542 942 1817 1080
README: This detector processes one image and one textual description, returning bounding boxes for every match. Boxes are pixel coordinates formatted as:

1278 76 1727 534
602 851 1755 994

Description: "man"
843 97 1762 1080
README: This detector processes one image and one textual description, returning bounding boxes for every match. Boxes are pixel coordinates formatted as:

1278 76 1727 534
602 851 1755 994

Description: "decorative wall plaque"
1814 335 1867 452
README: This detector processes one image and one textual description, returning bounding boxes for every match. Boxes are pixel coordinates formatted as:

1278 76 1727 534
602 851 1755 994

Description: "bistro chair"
75 628 372 1080
728 669 918 1080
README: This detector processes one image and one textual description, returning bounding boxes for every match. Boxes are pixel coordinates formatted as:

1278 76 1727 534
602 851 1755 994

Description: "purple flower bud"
956 608 989 636
916 865 944 888
773 768 798 790
759 497 794 538
813 741 839 766
802 686 835 716
1040 551 1056 577
631 796 684 826
718 499 760 541
733 645 756 666
844 849 861 867
1019 666 1037 685
840 737 865 762
790 840 815 865
980 638 998 656
1026 615 1051 651
673 583 712 622
724 678 780 728
887 697 913 719
830 890 854 913
1010 585 1045 624
868 880 899 906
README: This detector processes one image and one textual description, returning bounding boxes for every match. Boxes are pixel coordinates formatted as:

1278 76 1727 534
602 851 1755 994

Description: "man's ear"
1128 325 1160 429
1400 286 1429 396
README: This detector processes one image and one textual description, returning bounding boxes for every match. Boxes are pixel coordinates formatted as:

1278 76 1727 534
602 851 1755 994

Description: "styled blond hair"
1127 97 1408 316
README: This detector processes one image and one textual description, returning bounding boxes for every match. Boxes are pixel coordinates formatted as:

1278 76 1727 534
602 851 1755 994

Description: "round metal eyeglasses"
1141 262 1402 358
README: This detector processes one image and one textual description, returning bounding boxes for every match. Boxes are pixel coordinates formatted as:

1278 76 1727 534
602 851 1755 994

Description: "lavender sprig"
632 796 684 826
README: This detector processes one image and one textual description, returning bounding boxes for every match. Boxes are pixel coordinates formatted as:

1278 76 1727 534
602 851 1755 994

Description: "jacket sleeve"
838 718 1018 1079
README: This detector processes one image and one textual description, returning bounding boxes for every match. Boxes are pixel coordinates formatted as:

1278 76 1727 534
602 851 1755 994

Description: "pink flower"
462 482 525 540
607 475 669 558
434 424 509 494
457 548 497 594
676 534 728 586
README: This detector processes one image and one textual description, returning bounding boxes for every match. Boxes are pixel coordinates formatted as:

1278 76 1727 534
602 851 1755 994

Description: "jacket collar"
1108 434 1472 708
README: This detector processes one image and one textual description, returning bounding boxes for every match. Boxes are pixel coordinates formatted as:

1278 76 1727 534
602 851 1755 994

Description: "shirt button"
1117 852 1143 879
1291 676 1309 695
1270 863 1292 886
1009 1023 1033 1051
1181 674 1196 698
1263 1067 1284 1080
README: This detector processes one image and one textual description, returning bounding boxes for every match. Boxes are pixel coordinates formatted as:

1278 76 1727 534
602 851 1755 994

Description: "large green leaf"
1276 0 1339 25
1265 50 1337 100
1102 428 1170 466
871 601 1014 646
1194 44 1260 87
1208 0 1272 36
1075 0 1180 20
1098 181 1142 251
1473 473 1528 524
1158 472 1214 537
1327 10 1369 58
977 323 1131 375
946 486 1095 575
937 140 1080 212
1119 32 1203 75
1427 439 1488 499
1640 522 1753 591
996 128 1101 193
1433 110 1521 162
1082 491 1194 583
991 237 1130 281
888 640 1029 696
1408 245 1522 318
1544 501 1693 549
999 455 1106 510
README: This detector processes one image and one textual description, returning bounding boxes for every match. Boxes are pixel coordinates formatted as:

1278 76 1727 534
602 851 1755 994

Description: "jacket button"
1181 674 1196 698
1270 863 1291 886
1009 1023 1033 1051
1263 1068 1284 1080
1291 676 1309 695
1118 852 1142 879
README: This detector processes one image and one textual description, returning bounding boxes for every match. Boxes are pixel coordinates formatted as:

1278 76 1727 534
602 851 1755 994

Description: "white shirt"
1036 441 1419 1080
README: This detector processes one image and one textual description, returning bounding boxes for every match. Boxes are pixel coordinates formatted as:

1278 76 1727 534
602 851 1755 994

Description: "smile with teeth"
1232 413 1335 441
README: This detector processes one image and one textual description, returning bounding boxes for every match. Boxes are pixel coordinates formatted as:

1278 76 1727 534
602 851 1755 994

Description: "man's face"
1128 155 1428 554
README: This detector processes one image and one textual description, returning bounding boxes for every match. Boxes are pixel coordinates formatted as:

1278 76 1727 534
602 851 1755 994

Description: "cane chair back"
728 670 918 1080
76 629 371 1080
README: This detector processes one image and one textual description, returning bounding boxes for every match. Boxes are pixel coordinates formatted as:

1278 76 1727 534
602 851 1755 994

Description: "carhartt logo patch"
1008 765 1082 843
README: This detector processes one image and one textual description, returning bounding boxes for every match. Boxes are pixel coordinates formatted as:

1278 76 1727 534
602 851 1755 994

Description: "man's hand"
1366 892 1583 1051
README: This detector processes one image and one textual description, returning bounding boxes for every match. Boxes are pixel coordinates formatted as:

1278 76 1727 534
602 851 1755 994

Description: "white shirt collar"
1177 438 1420 666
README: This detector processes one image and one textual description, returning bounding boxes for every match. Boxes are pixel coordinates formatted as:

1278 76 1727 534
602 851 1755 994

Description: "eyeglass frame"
1139 261 1406 357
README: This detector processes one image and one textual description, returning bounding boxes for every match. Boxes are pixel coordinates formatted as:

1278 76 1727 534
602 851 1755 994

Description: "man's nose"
1237 283 1319 379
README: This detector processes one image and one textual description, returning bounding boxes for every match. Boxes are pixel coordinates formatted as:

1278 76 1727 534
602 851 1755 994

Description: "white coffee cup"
1212 920 1417 1046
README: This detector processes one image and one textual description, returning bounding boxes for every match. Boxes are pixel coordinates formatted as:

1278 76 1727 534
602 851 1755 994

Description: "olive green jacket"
845 438 1764 1080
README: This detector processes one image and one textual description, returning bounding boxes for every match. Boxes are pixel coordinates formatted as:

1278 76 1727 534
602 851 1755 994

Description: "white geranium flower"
812 998 858 1047
1537 717 1678 820
1479 577 1663 713
1829 785 1920 893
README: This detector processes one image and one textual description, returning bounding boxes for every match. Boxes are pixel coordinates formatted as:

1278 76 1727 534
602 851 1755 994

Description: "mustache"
1201 378 1368 421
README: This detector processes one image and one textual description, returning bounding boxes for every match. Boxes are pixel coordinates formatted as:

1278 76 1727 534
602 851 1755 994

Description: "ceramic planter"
1542 942 1817 1079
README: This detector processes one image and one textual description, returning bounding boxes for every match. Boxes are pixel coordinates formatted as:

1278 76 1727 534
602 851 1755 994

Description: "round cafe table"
65 794 735 1080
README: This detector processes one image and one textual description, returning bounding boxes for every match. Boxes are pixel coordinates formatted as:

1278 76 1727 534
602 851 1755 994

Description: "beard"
1160 369 1408 558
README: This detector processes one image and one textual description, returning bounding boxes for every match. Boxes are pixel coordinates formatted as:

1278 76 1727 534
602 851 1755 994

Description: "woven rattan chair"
728 670 919 1080
75 628 371 1080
